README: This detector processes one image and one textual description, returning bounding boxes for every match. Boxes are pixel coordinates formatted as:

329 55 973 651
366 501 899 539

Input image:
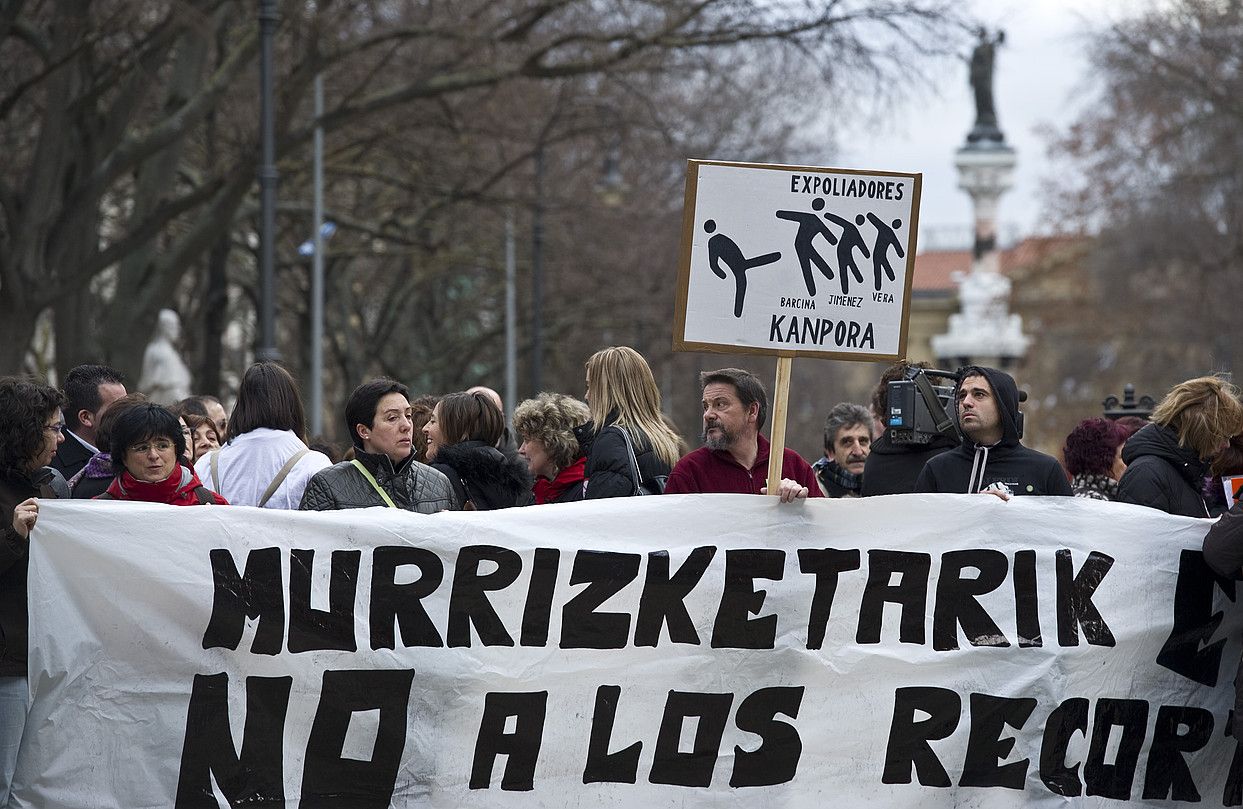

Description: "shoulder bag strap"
193 486 215 506
350 459 398 508
258 449 310 508
615 426 643 496
209 449 222 493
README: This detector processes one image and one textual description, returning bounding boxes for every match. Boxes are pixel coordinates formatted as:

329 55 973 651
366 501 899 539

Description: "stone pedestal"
931 142 1029 368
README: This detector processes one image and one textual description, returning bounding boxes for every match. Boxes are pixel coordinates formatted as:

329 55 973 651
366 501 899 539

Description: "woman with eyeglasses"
97 403 227 505
0 376 70 804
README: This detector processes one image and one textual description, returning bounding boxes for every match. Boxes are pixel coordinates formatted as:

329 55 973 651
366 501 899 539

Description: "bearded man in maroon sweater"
663 368 822 503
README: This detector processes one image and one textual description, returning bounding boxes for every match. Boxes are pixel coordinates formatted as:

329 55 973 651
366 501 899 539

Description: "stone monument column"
932 28 1029 369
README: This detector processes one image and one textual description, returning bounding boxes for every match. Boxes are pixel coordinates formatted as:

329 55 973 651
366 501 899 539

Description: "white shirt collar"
65 429 99 455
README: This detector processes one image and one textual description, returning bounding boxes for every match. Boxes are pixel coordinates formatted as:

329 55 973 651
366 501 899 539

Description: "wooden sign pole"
766 356 793 495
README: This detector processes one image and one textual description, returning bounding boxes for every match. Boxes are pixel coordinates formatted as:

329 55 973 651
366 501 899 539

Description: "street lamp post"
526 112 622 398
257 0 281 362
504 214 517 418
1102 384 1155 421
310 73 324 436
531 143 545 395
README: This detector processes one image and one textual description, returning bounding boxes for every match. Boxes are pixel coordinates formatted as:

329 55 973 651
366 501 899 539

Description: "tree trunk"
201 237 230 395
199 48 230 399
97 28 210 388
52 295 89 374
0 298 42 376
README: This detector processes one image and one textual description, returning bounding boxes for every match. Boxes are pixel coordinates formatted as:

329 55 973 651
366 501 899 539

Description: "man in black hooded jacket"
915 366 1072 497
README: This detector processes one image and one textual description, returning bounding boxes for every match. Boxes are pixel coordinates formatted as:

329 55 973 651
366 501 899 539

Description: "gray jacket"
298 450 456 514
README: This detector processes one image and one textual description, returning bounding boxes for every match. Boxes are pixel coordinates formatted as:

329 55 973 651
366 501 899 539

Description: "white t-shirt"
194 428 332 509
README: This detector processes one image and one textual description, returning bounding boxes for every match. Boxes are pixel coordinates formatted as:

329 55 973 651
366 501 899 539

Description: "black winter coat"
50 433 93 482
299 450 455 513
431 441 533 510
861 432 956 496
575 415 670 499
1117 423 1209 518
1202 501 1243 738
915 368 1072 497
71 473 112 500
1 466 65 677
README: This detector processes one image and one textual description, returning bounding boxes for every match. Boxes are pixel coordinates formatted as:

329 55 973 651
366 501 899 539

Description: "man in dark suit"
51 365 127 480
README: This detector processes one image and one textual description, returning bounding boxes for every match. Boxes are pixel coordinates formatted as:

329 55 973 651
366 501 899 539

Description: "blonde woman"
1118 375 1243 517
576 346 682 498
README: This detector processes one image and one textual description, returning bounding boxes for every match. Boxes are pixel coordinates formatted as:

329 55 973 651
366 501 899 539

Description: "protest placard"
13 496 1243 808
674 160 921 362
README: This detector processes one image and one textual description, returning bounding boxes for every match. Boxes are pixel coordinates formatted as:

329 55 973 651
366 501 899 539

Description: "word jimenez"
181 541 1236 802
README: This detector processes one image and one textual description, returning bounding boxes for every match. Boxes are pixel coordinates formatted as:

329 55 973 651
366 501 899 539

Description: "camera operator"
861 362 956 496
915 366 1072 498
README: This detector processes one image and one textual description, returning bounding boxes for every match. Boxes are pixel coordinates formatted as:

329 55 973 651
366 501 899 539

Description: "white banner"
14 495 1243 808
675 160 920 360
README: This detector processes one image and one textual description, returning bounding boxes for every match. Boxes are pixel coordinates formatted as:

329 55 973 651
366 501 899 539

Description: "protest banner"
14 496 1243 808
672 159 922 490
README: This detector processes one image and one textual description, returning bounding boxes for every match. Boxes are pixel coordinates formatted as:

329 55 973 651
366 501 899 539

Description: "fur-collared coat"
431 440 533 510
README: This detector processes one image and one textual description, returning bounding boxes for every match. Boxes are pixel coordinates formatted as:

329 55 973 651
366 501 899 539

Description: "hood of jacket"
434 440 533 509
1122 422 1209 485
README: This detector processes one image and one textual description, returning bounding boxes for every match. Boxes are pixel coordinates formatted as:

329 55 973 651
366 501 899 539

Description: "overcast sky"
841 0 1126 250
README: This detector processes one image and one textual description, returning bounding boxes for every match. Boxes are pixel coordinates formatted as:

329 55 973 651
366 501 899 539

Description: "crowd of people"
3 347 1243 802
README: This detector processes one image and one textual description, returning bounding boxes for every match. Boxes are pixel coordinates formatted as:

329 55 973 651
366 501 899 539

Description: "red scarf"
532 456 586 504
103 465 227 506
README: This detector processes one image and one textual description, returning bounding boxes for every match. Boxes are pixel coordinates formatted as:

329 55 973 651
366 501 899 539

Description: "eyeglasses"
43 422 64 434
128 440 176 455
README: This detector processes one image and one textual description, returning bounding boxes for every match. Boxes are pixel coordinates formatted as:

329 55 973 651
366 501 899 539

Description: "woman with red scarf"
512 393 590 505
99 404 227 505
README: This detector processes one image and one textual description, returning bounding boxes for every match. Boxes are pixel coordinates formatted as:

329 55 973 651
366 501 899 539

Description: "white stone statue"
139 309 192 405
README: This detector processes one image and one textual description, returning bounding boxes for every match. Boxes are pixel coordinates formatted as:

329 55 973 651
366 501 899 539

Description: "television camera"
886 367 1025 445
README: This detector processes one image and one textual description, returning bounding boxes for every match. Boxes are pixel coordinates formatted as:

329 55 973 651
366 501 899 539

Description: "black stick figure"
775 198 839 297
704 219 781 317
822 213 870 295
866 213 905 291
